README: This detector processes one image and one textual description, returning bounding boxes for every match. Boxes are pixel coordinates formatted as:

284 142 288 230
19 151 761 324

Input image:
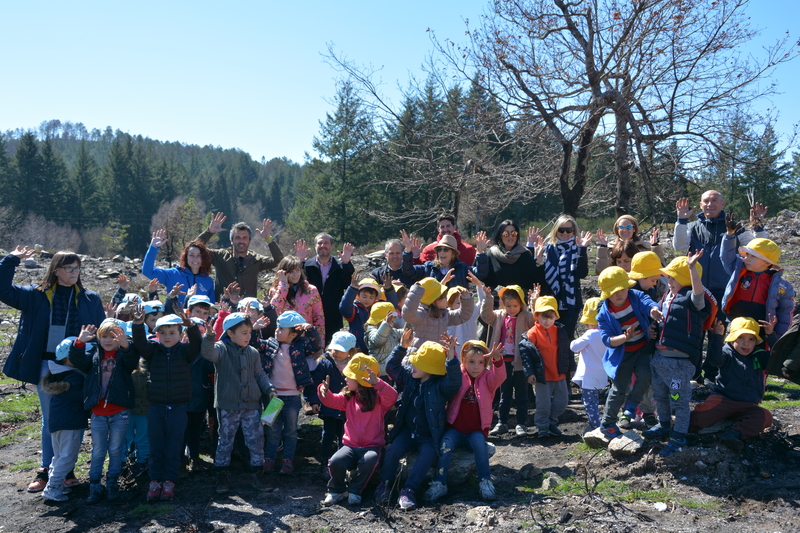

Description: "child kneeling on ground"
319 354 398 506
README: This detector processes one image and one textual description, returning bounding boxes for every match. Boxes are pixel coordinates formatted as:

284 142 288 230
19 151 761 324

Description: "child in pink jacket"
318 354 398 507
425 340 505 503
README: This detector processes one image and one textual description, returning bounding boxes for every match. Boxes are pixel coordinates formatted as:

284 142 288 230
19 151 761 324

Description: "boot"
107 478 120 502
215 469 230 495
86 482 103 504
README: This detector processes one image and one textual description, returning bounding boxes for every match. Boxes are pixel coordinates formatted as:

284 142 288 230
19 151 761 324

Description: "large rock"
465 506 496 526
400 445 496 486
608 431 644 456
583 427 611 448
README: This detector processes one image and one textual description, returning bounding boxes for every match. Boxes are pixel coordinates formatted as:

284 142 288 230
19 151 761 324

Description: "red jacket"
418 231 477 267
318 378 398 448
446 359 506 432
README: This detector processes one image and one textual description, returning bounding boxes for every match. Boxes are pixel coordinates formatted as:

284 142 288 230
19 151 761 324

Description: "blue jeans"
125 413 149 463
37 361 54 468
380 428 436 492
148 403 188 481
434 428 491 483
89 410 130 482
265 395 301 461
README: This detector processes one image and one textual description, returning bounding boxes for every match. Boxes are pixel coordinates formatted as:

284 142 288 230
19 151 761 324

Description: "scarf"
488 244 528 265
544 239 578 309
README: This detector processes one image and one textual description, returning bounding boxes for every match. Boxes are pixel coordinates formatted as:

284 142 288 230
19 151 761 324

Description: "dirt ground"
0 230 799 533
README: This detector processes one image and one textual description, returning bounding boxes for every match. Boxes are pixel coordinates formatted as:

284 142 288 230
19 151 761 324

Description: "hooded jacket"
446 359 506 432
142 244 215 305
596 289 658 379
132 322 201 405
201 332 273 410
68 340 139 411
42 367 89 432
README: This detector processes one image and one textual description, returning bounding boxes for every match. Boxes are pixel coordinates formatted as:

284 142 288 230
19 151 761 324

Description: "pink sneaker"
147 480 162 501
161 480 175 501
27 468 48 493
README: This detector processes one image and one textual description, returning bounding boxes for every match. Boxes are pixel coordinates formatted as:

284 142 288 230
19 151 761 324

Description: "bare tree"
149 197 207 264
438 0 797 218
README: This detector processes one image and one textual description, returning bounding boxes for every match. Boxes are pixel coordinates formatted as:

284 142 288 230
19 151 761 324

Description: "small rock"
112 255 123 262
23 258 38 268
519 463 543 480
541 473 563 490
465 506 496 526
607 430 644 456
654 502 668 512
583 428 610 448
486 442 496 457
695 461 707 469
760 471 772 478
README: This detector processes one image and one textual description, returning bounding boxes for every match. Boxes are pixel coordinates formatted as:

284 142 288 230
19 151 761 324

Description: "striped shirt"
607 298 648 352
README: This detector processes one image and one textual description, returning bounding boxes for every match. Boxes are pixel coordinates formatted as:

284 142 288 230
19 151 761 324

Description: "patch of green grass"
678 498 721 510
306 418 324 426
74 451 92 476
129 503 172 519
10 458 38 472
565 442 605 457
761 378 800 409
0 390 40 424
539 476 671 503
0 422 38 448
312 527 331 533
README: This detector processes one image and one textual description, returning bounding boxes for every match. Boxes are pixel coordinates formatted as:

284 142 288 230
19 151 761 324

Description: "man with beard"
197 212 284 300
417 213 476 267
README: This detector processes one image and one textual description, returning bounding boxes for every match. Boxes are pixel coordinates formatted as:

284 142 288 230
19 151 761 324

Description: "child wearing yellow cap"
364 302 403 377
569 298 607 431
375 331 462 511
319 354 398 506
689 317 773 451
482 284 535 437
519 295 576 438
595 266 662 440
340 277 399 353
402 276 475 351
721 236 795 341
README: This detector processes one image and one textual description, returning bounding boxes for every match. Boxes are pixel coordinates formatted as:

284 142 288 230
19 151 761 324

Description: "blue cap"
276 311 305 328
154 314 183 330
187 295 212 308
55 337 78 361
328 331 356 353
121 293 140 304
143 300 164 315
238 297 264 312
99 318 126 331
223 312 250 332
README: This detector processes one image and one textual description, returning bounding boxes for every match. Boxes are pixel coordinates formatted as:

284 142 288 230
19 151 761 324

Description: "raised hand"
112 328 129 349
711 319 725 336
148 278 160 294
759 314 777 336
172 303 193 327
650 227 660 246
169 283 186 299
400 327 413 348
151 229 167 248
338 242 354 264
276 270 288 285
294 239 308 261
104 301 116 318
10 246 35 259
132 304 145 324
650 307 663 322
255 219 273 240
577 231 594 247
400 229 414 252
725 212 740 236
364 366 379 386
319 375 331 397
116 274 129 291
750 202 768 227
441 268 455 286
526 226 541 246
224 282 241 305
474 231 490 254
78 324 97 343
686 248 704 267
488 341 504 362
253 315 271 330
676 198 694 219
410 235 421 258
186 284 198 299
466 270 483 289
440 333 459 358
208 212 227 234
382 272 393 290
529 283 542 303
596 229 608 246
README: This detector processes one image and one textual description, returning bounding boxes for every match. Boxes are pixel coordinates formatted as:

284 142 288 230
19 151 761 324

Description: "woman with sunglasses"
542 215 593 338
595 215 664 274
0 247 105 493
484 220 548 296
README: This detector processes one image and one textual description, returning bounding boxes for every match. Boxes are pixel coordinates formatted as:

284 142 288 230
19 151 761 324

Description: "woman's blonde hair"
547 215 579 245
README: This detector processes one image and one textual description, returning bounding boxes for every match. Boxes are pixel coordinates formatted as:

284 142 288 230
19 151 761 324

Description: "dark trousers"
148 403 188 482
380 428 436 492
184 411 205 459
321 417 345 461
698 289 727 381
327 445 382 495
498 366 528 426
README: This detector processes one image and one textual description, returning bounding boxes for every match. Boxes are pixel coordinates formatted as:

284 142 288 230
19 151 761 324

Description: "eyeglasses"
617 224 634 231
59 266 81 273
502 231 519 238
557 227 574 234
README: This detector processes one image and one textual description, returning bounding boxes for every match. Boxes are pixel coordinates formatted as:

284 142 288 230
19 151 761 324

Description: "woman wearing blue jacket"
0 247 105 493
143 229 215 305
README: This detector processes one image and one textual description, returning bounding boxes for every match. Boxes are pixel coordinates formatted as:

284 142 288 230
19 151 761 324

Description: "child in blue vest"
339 278 398 352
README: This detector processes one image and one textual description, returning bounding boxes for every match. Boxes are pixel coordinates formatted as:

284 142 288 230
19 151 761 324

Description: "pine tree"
15 133 44 214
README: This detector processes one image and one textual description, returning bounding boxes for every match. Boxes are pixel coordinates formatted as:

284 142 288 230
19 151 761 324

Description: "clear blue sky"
1 0 797 164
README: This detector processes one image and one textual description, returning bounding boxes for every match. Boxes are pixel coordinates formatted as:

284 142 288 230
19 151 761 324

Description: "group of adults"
0 188 763 492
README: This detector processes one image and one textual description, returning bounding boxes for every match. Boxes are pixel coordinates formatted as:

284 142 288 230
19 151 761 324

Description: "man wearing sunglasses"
417 213 477 267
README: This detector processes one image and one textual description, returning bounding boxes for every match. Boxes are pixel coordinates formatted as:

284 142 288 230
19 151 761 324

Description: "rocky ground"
1 213 800 533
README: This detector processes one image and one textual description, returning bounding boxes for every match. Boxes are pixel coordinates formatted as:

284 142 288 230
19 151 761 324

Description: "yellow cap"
446 286 465 303
498 285 526 305
739 238 781 267
533 295 560 318
461 340 490 355
342 353 380 387
660 256 702 288
408 341 447 375
366 302 395 325
629 251 662 279
725 317 763 343
357 278 381 292
598 266 636 300
580 297 601 325
419 277 447 306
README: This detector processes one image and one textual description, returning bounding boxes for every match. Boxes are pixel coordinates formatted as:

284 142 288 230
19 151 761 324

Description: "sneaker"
215 470 230 494
424 480 448 502
600 424 622 439
322 492 347 506
130 462 148 478
250 472 273 492
719 429 744 451
659 436 687 457
62 470 79 488
86 482 104 504
263 457 275 473
398 488 417 510
161 480 175 501
147 480 162 501
537 427 550 439
27 468 48 493
618 414 633 429
515 425 528 437
642 424 671 441
374 481 391 504
489 423 508 436
348 492 362 505
548 425 563 436
279 459 293 475
42 483 68 502
479 478 497 501
643 413 659 427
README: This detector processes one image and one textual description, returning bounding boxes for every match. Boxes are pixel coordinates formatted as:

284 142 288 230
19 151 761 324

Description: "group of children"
34 225 798 512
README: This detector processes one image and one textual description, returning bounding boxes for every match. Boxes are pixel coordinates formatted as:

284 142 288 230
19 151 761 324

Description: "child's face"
240 307 261 322
743 253 771 273
99 333 121 352
608 288 629 306
536 312 557 329
411 365 431 381
275 326 298 344
189 305 210 320
448 297 461 310
666 276 683 295
614 253 632 272
503 297 522 317
345 377 360 390
145 311 164 331
156 324 182 348
732 333 757 356
330 349 350 362
434 294 449 310
464 353 488 378
637 274 661 290
228 324 253 347
287 268 302 285
357 289 379 309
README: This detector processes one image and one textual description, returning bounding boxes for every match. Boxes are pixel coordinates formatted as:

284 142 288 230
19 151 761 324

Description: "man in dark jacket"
298 233 355 346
